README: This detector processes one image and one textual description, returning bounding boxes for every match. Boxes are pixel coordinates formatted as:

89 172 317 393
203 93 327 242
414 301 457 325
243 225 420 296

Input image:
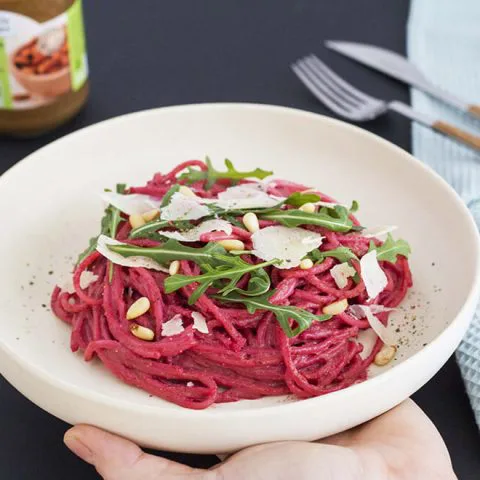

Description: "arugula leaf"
107 184 127 280
172 220 195 231
178 157 273 189
76 184 127 267
284 192 321 207
108 239 226 266
260 206 354 232
76 236 100 265
129 219 195 240
284 193 359 215
129 207 272 240
310 246 359 264
213 291 332 337
368 234 411 263
222 214 244 228
129 220 171 239
350 200 359 213
231 267 272 297
109 184 126 239
160 185 180 207
164 255 277 304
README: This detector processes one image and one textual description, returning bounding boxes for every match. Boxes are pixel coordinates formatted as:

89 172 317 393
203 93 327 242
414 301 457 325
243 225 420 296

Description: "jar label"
0 0 88 110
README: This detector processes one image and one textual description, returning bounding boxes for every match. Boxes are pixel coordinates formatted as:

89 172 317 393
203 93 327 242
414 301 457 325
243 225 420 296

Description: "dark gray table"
1 1 479 478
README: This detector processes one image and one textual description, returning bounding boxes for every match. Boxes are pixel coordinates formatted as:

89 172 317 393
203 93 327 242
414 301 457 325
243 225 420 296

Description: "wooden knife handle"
468 105 480 118
432 120 480 151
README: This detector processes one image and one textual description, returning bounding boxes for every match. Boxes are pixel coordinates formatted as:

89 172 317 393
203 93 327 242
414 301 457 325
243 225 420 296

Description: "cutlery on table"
325 40 480 120
291 54 480 152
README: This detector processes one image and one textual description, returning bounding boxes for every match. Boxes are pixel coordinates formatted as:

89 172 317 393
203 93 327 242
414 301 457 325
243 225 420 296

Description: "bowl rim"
1 102 479 418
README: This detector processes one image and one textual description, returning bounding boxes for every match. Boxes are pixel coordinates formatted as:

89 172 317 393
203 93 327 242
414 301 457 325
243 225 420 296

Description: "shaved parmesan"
252 226 323 269
368 305 396 314
360 250 388 300
58 273 74 293
80 271 99 289
186 381 194 387
161 219 232 242
362 225 398 238
192 312 209 334
96 235 169 272
216 184 282 210
330 262 356 289
160 192 211 221
59 270 98 293
100 192 161 215
161 314 185 337
183 190 217 204
356 329 378 360
349 305 397 346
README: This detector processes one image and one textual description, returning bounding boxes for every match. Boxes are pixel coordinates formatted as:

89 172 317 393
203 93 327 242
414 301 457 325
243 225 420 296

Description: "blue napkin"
408 0 480 425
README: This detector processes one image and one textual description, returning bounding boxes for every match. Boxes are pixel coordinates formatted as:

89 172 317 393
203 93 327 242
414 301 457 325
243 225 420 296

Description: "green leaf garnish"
107 239 226 266
350 200 359 213
213 291 332 337
76 236 100 266
164 255 277 304
368 234 411 263
129 220 171 239
129 219 195 240
107 184 126 280
76 184 127 270
284 192 321 207
178 157 273 189
172 220 195 231
259 206 354 232
160 185 180 207
310 246 359 264
222 214 244 229
284 193 359 215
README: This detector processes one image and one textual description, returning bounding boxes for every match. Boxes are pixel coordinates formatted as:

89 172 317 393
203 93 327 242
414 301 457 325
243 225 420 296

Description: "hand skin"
64 399 456 480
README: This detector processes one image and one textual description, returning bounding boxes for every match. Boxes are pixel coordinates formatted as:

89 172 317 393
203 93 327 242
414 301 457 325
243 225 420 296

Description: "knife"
326 40 480 120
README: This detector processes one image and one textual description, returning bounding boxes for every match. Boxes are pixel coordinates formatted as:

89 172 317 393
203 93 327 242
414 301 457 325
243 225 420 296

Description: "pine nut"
169 260 180 276
179 185 196 197
299 202 316 214
217 239 245 251
142 209 160 222
374 345 397 366
130 323 155 341
126 297 151 320
322 298 348 315
299 258 314 270
242 212 259 233
129 213 146 229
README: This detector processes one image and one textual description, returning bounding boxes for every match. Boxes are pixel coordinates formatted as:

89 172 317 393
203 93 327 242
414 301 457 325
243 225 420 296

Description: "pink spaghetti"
51 159 412 409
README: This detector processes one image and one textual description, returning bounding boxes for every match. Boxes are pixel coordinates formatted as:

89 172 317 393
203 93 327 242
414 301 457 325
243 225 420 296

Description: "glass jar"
0 0 89 136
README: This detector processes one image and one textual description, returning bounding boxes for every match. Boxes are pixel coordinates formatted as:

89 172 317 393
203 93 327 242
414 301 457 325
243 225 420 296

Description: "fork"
291 54 480 152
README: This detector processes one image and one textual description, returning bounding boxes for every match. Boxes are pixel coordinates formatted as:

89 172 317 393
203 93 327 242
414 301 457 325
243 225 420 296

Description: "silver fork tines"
291 54 480 152
291 54 387 121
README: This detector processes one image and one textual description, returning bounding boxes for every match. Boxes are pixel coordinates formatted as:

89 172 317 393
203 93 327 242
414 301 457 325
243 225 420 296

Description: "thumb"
64 425 209 480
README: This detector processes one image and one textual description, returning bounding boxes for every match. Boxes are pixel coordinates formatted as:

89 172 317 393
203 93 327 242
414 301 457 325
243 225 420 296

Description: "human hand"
64 399 456 480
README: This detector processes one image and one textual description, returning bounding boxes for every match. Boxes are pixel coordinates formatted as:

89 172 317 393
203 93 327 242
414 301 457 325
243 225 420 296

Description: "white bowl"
1 104 479 454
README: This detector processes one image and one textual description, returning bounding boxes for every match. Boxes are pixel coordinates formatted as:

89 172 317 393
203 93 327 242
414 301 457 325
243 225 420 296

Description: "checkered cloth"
408 0 480 425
